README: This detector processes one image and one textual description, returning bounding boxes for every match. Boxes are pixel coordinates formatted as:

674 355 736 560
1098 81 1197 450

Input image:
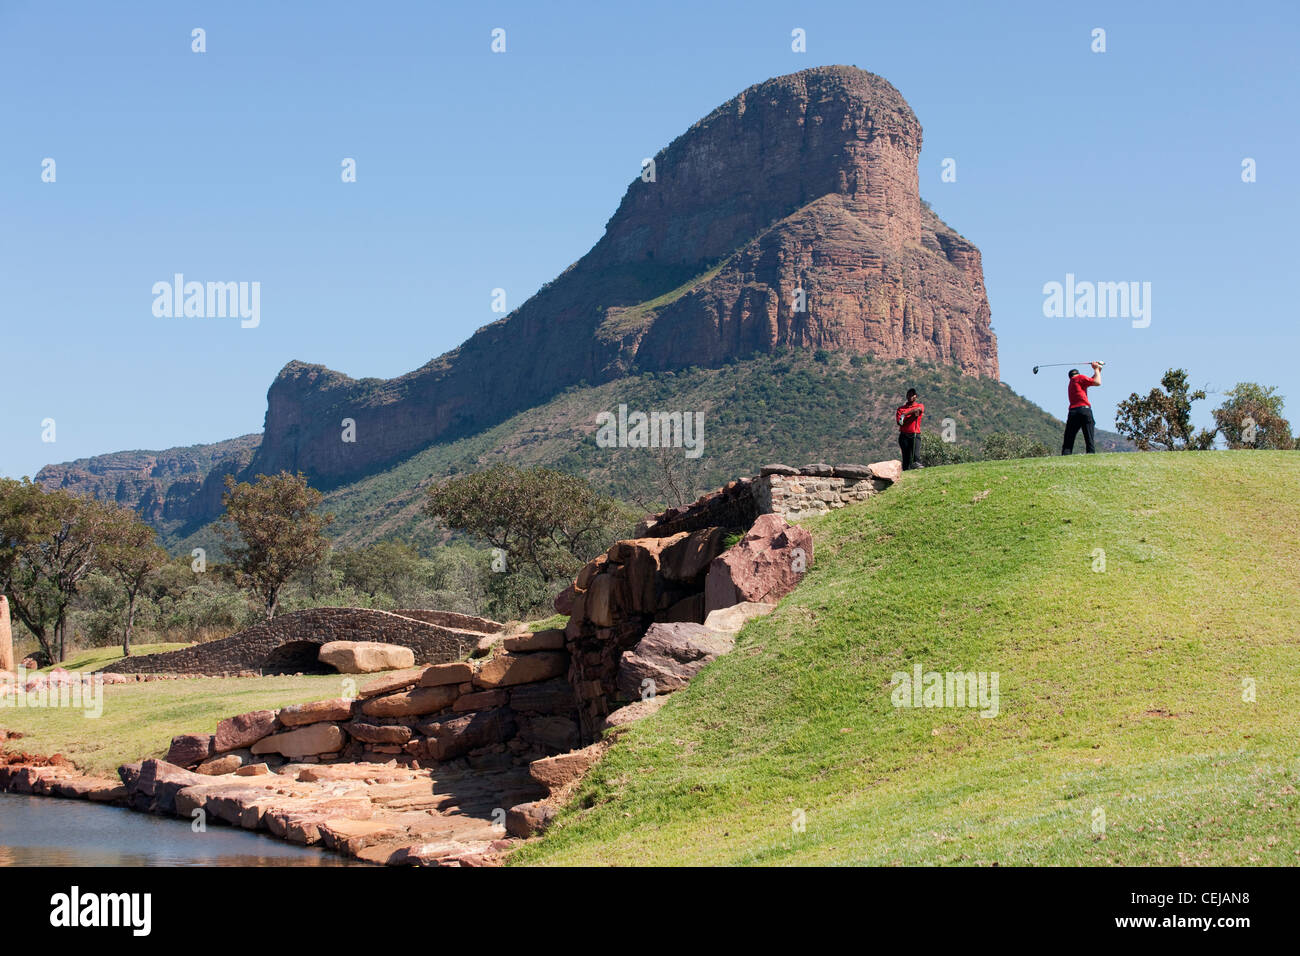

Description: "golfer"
1062 362 1102 454
896 388 924 470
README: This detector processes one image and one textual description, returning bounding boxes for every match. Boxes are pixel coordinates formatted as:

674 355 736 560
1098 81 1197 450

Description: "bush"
920 433 979 467
982 433 1050 461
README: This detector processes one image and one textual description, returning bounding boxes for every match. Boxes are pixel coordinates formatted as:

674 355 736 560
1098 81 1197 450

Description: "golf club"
1032 361 1105 375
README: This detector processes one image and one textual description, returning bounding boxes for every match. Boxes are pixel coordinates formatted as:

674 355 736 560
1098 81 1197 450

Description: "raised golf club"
1033 361 1105 375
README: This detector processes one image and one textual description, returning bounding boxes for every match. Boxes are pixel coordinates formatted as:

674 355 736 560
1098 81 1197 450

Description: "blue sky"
2 0 1296 478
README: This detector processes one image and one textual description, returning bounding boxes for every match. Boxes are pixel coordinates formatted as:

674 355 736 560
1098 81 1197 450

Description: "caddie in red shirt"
896 388 924 470
1062 362 1102 454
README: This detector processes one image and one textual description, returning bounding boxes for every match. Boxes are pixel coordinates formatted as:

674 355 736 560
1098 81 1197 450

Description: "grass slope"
170 353 1124 553
512 451 1300 865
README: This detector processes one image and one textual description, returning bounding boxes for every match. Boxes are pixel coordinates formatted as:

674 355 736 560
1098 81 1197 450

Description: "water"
0 792 369 866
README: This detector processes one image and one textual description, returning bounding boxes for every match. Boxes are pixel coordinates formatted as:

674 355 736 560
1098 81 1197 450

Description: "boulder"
702 601 776 633
503 628 566 652
165 733 214 768
509 678 577 715
703 513 813 613
601 696 668 730
518 715 580 752
453 688 508 712
476 651 568 688
278 698 356 727
831 463 874 479
505 801 556 838
658 527 728 583
360 685 458 718
553 584 577 616
131 759 206 815
347 722 413 745
358 668 428 698
799 463 835 476
574 554 608 590
318 641 415 674
868 459 903 483
418 708 516 761
584 572 618 627
760 463 799 476
250 723 347 759
214 710 278 752
196 753 245 776
617 622 735 699
418 662 474 688
528 743 604 792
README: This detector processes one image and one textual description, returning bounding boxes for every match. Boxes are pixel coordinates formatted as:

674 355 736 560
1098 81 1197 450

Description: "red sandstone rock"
616 623 736 699
528 743 604 793
250 723 347 759
165 733 214 768
360 685 458 718
601 696 668 730
214 710 278 753
278 698 356 727
506 800 556 838
703 513 813 613
868 459 903 483
358 668 428 698
475 651 568 688
347 722 413 745
453 688 508 712
318 640 415 674
417 662 473 687
503 628 566 652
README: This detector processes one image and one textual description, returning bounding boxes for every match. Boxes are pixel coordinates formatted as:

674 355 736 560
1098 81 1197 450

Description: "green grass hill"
511 451 1300 865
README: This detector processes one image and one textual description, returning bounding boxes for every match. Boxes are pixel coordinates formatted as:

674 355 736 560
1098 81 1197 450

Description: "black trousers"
1062 406 1096 454
899 432 921 470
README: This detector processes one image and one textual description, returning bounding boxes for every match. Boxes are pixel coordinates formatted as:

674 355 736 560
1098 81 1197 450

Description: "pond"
0 792 369 866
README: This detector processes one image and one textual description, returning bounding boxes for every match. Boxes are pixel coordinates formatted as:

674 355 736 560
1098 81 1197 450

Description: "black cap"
1068 368 1079 377
906 388 918 399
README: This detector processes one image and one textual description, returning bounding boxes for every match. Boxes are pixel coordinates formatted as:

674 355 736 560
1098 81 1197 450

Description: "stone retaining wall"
98 608 499 676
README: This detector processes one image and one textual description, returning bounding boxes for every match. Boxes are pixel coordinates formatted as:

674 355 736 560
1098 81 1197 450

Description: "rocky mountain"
34 435 260 529
39 65 1007 537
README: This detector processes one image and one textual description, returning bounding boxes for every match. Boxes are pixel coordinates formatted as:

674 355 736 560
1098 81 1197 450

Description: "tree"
919 432 978 467
0 479 113 662
218 472 332 621
424 465 631 584
1114 369 1216 451
99 505 167 656
1211 383 1294 450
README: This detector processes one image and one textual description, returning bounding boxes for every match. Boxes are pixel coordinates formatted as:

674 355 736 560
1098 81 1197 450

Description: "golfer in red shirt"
1062 362 1102 454
896 388 924 470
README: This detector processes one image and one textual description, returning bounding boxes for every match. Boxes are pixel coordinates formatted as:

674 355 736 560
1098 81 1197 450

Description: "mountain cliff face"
248 66 996 486
37 65 999 530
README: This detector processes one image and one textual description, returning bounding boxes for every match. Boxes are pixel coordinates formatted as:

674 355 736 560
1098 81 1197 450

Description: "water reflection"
0 793 369 866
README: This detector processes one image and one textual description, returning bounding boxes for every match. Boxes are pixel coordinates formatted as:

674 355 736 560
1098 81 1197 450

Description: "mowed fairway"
513 451 1300 865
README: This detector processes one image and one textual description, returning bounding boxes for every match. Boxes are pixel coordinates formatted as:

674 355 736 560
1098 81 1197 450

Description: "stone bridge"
98 608 504 676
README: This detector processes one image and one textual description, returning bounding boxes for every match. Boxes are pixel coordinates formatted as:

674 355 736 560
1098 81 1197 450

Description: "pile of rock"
753 461 901 523
161 629 582 776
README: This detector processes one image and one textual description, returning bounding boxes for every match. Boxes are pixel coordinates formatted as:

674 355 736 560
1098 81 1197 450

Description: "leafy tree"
1211 383 1294 450
982 432 1050 460
424 465 630 584
1114 369 1217 451
0 479 113 662
99 505 167 656
332 541 424 599
218 471 332 621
